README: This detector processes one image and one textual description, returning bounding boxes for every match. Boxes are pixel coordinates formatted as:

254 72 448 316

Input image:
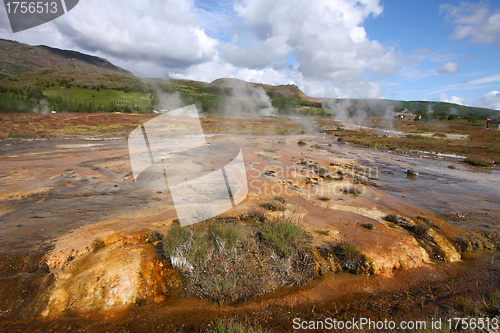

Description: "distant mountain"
0 38 133 78
144 77 315 100
321 98 499 118
210 77 312 100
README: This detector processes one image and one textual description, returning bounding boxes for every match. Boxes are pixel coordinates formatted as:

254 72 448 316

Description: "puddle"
319 139 499 230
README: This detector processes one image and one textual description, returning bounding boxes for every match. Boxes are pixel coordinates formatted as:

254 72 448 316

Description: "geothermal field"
0 31 499 332
1 0 500 330
0 111 499 331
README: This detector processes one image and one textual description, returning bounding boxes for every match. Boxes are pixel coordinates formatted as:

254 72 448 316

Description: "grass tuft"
273 196 286 204
160 214 314 304
360 223 374 230
486 290 500 315
385 213 429 238
409 224 430 237
464 156 492 167
258 215 306 258
385 213 400 223
335 240 364 273
206 318 266 333
243 208 267 222
259 200 286 212
162 223 188 257
452 290 500 317
7 132 34 139
455 296 480 315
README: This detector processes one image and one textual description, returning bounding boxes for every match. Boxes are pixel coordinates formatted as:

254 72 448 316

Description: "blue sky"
0 0 499 110
364 0 500 107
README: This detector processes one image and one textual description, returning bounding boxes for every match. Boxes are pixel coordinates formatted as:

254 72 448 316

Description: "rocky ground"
0 134 499 331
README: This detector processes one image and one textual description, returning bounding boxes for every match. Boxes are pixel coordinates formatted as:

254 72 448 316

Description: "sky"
1 0 500 110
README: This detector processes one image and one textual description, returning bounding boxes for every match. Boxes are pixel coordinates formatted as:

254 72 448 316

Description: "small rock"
297 140 306 146
406 168 418 176
40 263 50 273
262 170 276 177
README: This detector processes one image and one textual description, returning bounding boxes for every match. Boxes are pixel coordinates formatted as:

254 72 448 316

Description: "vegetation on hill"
322 98 498 123
0 39 154 113
0 81 155 113
0 38 132 78
0 38 498 129
2 73 497 122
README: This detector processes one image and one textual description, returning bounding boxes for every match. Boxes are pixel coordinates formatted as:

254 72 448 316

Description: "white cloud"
424 73 500 96
468 73 500 86
219 0 396 97
473 91 500 110
219 35 290 69
440 93 468 106
171 0 395 98
0 0 219 70
400 49 458 81
0 0 396 99
230 0 396 78
169 55 291 87
440 2 500 45
437 61 459 74
67 1 218 67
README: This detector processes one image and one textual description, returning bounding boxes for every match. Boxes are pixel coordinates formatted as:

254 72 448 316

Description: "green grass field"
43 86 152 112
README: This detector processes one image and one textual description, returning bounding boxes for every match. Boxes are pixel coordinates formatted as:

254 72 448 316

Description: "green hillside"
0 39 498 121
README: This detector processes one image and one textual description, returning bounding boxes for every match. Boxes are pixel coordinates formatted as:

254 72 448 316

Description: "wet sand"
0 135 499 331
